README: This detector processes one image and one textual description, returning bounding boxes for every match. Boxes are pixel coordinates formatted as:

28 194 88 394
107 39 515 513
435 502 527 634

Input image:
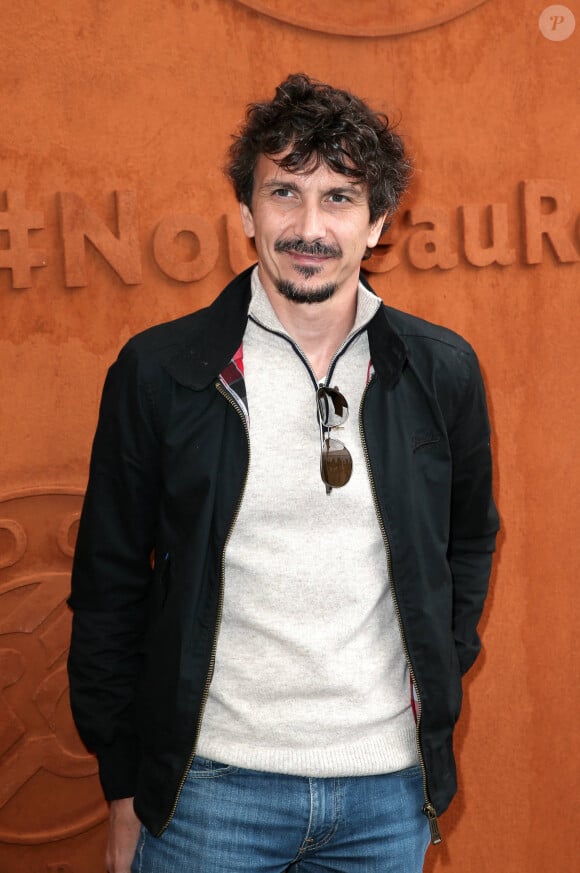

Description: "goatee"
276 279 338 304
273 236 341 303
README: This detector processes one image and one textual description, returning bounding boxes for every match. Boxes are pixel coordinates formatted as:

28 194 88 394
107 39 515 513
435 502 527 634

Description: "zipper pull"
422 803 442 845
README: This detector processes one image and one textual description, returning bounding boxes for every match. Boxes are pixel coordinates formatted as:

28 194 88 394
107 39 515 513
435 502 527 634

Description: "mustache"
274 238 342 258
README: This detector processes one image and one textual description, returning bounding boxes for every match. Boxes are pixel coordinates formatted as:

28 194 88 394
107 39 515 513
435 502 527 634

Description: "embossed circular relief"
0 488 107 845
234 0 490 37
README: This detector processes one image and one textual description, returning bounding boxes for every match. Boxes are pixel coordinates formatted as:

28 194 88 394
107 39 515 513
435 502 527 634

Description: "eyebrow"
258 180 302 194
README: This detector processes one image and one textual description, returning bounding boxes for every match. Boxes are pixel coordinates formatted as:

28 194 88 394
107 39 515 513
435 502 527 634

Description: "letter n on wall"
58 191 142 286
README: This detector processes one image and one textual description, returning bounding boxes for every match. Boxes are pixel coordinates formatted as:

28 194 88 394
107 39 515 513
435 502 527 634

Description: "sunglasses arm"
318 417 334 496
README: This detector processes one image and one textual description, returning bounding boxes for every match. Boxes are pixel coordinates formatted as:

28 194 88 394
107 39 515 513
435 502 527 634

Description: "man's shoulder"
375 304 484 415
361 272 474 358
122 308 206 360
120 266 254 365
383 304 474 357
111 267 254 390
384 304 476 369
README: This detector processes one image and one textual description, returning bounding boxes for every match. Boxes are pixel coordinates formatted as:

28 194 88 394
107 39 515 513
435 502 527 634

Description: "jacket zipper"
156 381 251 835
359 378 442 846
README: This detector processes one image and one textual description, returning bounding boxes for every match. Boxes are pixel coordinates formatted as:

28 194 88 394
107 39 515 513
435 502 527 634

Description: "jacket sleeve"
67 342 162 800
447 349 499 676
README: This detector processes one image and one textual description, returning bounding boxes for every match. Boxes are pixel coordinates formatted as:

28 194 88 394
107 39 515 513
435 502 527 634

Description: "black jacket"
68 266 499 838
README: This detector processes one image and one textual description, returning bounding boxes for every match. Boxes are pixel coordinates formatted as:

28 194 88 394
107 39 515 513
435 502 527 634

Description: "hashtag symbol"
0 189 47 288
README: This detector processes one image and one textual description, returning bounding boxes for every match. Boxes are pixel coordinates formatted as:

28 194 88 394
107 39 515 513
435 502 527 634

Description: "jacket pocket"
411 428 442 452
146 552 171 627
158 552 171 607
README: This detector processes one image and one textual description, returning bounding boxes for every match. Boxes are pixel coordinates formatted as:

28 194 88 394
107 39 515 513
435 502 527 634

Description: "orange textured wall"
1 2 579 871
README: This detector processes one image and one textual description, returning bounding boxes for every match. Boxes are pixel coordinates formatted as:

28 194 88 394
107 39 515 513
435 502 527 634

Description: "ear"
366 212 389 249
239 202 255 238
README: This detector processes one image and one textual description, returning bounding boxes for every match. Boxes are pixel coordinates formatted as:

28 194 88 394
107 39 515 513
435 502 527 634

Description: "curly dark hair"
227 73 412 226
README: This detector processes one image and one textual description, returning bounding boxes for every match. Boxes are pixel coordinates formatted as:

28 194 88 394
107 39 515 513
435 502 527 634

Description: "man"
68 74 499 873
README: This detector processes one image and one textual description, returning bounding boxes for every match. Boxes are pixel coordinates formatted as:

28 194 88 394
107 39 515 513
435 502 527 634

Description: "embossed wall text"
0 180 578 291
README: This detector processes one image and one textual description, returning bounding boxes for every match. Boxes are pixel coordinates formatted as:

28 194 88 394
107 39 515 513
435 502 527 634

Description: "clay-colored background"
1 1 579 871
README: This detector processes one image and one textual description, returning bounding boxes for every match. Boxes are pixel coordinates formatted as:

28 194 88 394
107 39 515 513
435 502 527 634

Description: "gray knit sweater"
196 270 418 776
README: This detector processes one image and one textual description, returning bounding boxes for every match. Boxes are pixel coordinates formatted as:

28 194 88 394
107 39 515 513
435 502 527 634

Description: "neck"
259 273 359 381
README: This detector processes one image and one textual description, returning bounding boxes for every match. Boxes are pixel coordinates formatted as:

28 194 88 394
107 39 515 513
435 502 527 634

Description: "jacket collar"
162 265 407 391
365 293 408 389
161 266 254 390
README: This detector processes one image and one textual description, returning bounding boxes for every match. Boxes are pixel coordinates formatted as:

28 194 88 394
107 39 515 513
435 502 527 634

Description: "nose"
294 201 326 242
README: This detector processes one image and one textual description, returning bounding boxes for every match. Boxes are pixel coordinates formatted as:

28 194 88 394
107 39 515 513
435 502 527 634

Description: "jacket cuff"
456 640 482 677
96 737 140 801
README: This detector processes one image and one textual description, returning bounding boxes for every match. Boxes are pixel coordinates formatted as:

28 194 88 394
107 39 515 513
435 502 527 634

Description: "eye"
272 187 294 199
327 192 351 204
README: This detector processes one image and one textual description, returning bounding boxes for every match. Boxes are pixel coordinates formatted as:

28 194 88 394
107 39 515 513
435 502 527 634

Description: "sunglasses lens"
320 437 352 488
317 387 348 428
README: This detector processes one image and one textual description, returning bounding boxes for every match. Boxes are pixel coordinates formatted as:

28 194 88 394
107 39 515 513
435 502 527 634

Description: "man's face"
239 153 387 305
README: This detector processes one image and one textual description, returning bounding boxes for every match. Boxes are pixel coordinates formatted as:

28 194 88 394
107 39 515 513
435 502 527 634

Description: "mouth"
274 239 342 281
287 251 331 266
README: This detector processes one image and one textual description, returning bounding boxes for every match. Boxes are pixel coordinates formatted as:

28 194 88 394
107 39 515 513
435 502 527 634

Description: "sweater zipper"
248 313 368 391
359 377 442 846
156 382 250 835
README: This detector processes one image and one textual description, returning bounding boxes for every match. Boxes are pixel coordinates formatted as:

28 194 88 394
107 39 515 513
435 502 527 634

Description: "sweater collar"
161 265 407 391
248 266 381 343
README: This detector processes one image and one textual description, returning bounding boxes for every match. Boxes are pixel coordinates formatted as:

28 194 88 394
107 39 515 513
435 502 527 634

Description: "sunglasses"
316 386 353 494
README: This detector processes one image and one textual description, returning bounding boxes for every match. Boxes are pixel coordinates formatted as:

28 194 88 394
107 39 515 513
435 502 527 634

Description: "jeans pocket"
399 764 423 780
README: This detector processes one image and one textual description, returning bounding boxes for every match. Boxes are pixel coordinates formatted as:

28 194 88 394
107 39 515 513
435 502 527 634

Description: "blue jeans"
131 756 430 872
